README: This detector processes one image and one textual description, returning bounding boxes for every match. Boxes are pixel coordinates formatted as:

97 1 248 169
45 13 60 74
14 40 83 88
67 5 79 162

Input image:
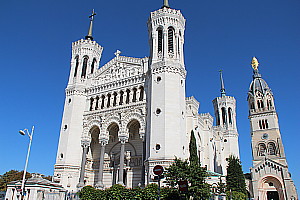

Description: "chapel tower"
212 70 240 175
248 57 297 200
54 10 103 190
145 0 187 181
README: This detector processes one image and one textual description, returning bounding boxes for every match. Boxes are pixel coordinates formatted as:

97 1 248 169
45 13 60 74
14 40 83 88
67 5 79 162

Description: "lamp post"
19 126 34 199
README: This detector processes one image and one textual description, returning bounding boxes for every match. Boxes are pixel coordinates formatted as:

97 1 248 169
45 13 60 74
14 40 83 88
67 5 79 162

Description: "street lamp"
19 126 34 199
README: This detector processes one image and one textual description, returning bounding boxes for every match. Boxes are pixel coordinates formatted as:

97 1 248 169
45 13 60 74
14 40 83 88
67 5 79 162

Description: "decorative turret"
68 10 103 84
247 57 275 115
212 70 240 170
147 1 186 67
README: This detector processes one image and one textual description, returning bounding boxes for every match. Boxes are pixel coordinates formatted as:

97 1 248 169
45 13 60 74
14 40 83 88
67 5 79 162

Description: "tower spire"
162 0 170 8
219 70 226 97
85 9 96 40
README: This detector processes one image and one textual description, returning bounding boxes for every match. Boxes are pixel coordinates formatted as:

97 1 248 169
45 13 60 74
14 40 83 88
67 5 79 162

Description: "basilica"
53 1 297 199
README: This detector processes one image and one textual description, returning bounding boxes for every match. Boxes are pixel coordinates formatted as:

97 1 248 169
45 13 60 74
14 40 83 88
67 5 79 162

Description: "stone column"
140 131 146 187
118 136 128 185
95 138 108 189
77 138 91 188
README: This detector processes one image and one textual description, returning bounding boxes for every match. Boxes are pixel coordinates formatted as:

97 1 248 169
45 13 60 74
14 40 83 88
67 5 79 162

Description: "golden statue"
251 57 259 70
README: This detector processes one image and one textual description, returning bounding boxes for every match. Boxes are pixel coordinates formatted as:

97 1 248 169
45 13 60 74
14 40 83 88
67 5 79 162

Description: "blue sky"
0 0 299 192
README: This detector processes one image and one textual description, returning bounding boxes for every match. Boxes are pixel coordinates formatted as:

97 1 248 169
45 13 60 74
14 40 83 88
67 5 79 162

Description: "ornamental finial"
162 0 170 8
251 57 259 71
85 9 96 40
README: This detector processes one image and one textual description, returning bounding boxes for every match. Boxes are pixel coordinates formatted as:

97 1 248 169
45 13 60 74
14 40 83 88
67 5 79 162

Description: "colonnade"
77 129 145 189
89 86 145 111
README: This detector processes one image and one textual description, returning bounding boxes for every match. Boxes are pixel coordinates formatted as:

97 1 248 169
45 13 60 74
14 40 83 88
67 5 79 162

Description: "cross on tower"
89 9 96 21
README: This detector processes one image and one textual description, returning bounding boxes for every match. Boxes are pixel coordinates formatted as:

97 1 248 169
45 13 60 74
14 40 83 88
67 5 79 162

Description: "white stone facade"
53 5 240 192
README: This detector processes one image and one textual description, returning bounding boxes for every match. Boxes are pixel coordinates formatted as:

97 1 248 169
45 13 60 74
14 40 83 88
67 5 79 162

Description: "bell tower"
145 0 187 182
247 57 298 200
54 10 103 191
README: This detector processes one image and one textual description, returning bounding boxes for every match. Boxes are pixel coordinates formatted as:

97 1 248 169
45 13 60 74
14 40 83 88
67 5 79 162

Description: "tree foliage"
77 184 181 200
226 155 247 196
164 130 211 200
0 170 31 191
189 130 198 166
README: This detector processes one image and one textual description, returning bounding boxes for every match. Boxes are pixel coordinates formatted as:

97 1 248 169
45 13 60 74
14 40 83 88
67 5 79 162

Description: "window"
107 94 111 108
91 58 96 74
81 56 88 78
157 29 163 54
221 107 227 124
228 107 232 124
101 95 105 109
89 98 94 111
132 88 137 102
268 142 276 155
258 143 266 156
168 27 174 53
119 91 124 105
74 56 79 77
95 96 99 110
113 92 117 106
126 89 130 104
139 86 144 101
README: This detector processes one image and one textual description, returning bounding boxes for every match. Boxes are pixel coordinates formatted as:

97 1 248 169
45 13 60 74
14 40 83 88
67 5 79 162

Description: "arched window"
157 29 163 54
265 120 269 129
107 94 111 108
262 120 265 129
74 56 79 77
259 120 262 129
91 58 96 74
221 107 227 125
178 31 181 55
139 86 144 101
228 107 233 124
126 89 130 104
81 56 88 78
260 100 264 109
89 97 94 111
250 102 255 109
132 88 137 102
113 92 117 107
268 142 276 155
101 95 105 109
95 96 99 110
168 27 174 53
258 143 266 156
119 91 124 105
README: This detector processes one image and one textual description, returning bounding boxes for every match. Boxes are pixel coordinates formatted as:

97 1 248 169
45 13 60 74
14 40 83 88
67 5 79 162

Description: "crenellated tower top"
147 2 186 67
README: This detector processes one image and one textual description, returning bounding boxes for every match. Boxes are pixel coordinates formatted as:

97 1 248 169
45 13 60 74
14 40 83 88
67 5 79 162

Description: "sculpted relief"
92 61 143 86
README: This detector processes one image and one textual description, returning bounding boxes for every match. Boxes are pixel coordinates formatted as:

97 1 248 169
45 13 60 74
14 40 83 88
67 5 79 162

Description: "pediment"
253 158 286 173
92 56 146 86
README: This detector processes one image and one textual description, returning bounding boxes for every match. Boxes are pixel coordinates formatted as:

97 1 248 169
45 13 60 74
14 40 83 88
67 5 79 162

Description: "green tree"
0 170 31 191
189 130 198 166
226 155 247 197
165 130 211 200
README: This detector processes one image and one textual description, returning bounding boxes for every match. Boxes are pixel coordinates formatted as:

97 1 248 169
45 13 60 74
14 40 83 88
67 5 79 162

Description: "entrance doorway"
267 191 279 200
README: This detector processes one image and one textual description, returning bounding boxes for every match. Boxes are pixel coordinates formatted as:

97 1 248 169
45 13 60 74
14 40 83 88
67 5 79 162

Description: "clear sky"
0 0 299 192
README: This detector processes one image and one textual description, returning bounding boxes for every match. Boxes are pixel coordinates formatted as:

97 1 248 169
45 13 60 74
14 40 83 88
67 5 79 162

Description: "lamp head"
19 130 26 136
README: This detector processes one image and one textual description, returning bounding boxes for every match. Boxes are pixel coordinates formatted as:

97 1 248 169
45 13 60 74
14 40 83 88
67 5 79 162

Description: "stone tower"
145 0 188 182
54 11 103 190
212 70 240 175
248 57 298 200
